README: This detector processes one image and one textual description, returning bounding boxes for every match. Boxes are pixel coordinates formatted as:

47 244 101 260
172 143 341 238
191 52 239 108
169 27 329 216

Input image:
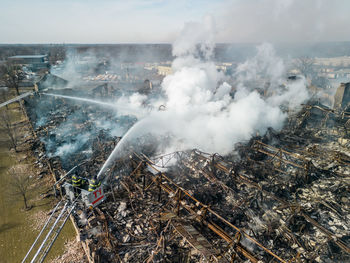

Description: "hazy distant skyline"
1 0 350 44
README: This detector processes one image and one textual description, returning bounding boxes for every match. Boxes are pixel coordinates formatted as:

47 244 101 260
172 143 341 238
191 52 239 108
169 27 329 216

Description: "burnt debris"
22 82 350 262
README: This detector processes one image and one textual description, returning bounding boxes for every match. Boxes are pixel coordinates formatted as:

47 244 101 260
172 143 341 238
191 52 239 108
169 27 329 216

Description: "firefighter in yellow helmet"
88 176 101 192
71 174 86 196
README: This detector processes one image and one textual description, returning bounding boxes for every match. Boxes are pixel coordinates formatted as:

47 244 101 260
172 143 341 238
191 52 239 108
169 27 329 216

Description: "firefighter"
88 177 101 192
72 174 85 197
72 174 82 188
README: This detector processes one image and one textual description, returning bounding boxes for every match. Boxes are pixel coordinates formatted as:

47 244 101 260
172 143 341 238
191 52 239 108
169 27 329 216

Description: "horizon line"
1 40 350 45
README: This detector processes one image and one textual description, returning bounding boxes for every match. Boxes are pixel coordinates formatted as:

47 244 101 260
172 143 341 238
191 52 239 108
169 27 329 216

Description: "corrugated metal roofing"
8 55 47 59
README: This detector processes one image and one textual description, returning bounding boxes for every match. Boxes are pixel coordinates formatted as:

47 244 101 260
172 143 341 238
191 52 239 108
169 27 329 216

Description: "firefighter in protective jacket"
72 174 83 188
88 177 101 192
71 174 86 196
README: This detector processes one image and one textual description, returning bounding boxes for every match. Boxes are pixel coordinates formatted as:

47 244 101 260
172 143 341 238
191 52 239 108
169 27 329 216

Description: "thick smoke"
41 17 311 173
42 17 311 168
55 132 91 157
120 17 309 155
234 43 309 109
39 102 135 164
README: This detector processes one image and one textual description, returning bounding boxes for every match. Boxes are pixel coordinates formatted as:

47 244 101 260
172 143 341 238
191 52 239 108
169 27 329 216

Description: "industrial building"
7 55 50 72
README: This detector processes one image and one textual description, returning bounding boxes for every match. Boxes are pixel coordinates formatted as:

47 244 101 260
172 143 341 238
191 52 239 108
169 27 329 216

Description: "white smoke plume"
172 16 216 60
235 43 285 86
234 42 309 108
54 133 91 157
44 16 311 175
120 16 310 155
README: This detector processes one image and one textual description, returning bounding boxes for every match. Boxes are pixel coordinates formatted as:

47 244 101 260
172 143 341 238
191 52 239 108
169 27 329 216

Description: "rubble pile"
82 102 349 262
25 93 135 173
73 188 202 262
22 88 350 262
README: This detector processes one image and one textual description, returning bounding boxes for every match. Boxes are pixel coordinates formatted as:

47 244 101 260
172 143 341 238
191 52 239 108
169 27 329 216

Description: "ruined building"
334 82 350 110
19 79 350 263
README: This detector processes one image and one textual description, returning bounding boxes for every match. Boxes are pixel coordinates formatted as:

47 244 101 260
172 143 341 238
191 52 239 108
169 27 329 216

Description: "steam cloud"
121 16 309 155
41 16 310 169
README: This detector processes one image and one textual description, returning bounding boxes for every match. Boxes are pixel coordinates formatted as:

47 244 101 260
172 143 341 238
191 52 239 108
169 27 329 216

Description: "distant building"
7 55 50 72
334 69 350 79
334 82 350 109
36 73 68 91
157 66 172 76
317 68 350 80
314 56 350 67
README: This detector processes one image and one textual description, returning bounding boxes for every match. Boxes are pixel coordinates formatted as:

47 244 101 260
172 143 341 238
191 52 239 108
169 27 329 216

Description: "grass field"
0 101 75 263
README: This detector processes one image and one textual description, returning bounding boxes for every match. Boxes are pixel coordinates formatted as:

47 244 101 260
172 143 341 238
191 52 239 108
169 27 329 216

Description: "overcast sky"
0 0 349 44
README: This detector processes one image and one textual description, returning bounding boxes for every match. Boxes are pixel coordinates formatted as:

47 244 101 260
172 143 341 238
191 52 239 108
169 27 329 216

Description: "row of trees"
0 62 25 152
0 96 33 210
0 65 33 210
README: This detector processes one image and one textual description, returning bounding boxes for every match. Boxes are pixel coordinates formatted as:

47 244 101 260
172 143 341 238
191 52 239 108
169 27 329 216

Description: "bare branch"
294 56 315 79
7 164 34 210
0 62 24 96
0 108 19 151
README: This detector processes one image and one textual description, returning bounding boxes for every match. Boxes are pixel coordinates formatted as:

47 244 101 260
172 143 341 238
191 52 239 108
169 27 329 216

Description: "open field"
0 101 75 263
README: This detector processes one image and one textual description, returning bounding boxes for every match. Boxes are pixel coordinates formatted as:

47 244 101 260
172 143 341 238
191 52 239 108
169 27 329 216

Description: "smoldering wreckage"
10 47 349 262
14 76 349 263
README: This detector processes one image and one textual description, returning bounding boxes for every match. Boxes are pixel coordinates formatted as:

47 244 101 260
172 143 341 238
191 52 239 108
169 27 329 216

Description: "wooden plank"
172 220 229 263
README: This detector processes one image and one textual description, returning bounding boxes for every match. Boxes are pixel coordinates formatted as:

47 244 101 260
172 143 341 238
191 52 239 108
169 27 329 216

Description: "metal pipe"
22 201 62 263
30 202 68 263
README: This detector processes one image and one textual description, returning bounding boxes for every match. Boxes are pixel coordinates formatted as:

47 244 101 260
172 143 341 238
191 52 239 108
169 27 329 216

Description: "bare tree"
0 63 24 96
8 165 33 210
0 86 9 109
0 108 19 151
295 56 315 79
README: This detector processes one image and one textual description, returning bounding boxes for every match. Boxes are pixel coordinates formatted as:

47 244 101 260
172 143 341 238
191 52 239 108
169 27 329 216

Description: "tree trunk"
15 85 20 96
23 194 28 209
13 143 17 152
8 132 17 152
